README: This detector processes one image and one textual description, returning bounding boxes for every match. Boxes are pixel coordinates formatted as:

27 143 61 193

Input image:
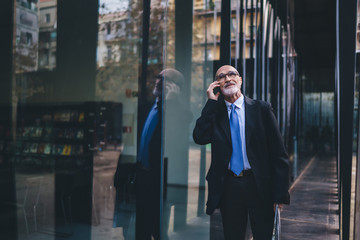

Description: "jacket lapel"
244 96 256 148
219 100 232 144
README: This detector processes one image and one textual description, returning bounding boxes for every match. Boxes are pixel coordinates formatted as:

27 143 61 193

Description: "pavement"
280 152 339 240
2 150 340 239
172 152 340 240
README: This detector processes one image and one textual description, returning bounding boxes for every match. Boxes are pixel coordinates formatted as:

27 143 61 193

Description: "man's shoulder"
244 96 271 109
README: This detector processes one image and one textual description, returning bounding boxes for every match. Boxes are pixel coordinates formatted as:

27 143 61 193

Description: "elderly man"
193 65 290 239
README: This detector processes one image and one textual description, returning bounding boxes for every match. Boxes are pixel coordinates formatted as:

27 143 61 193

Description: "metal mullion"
235 0 240 70
254 0 258 100
277 20 282 124
243 0 247 95
336 0 357 239
270 16 278 116
239 0 245 94
259 0 264 101
250 0 255 99
139 0 151 104
262 1 268 101
220 0 231 65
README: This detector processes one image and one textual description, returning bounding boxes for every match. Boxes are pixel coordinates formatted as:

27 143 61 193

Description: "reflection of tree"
14 44 38 73
96 1 142 102
209 0 215 10
13 42 45 102
96 0 180 102
15 73 45 102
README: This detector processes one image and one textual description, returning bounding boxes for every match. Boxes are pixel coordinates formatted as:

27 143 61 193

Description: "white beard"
222 86 239 96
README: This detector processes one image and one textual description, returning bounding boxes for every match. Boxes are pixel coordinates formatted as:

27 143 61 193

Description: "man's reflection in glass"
136 68 186 240
113 68 190 239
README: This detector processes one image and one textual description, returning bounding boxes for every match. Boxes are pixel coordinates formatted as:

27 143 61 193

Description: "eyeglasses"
215 71 239 82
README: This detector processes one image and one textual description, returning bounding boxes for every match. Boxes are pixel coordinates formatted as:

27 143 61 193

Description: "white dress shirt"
225 95 251 170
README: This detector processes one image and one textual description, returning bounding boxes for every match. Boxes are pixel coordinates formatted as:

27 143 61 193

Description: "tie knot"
231 104 236 111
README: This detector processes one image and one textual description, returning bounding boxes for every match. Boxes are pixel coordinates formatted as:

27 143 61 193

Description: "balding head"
160 68 184 89
215 65 240 80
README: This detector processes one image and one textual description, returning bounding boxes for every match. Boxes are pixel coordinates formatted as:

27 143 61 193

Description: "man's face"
153 69 182 99
153 75 163 97
215 65 242 97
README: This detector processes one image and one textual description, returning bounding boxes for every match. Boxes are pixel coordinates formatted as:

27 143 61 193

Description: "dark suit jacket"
193 96 290 215
137 100 162 171
135 98 192 171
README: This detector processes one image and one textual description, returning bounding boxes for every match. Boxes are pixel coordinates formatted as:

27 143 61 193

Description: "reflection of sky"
99 0 129 14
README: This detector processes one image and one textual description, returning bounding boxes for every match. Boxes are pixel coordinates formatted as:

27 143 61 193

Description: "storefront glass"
161 0 218 238
0 0 298 239
352 1 360 237
11 0 58 239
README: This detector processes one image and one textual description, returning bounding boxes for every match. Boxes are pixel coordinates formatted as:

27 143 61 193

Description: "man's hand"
165 81 180 100
207 81 221 101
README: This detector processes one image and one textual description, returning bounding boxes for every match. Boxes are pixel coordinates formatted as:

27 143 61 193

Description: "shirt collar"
152 99 159 110
225 94 244 111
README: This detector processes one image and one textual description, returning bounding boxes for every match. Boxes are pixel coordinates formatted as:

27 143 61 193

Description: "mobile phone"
213 86 221 95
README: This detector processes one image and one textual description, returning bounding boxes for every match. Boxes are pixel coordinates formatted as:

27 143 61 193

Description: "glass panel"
353 2 360 234
354 3 360 239
1 0 302 239
11 0 58 239
9 0 142 239
160 0 222 239
95 0 141 239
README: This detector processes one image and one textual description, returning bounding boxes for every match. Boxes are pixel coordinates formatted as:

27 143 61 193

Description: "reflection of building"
193 0 260 61
97 11 128 67
96 9 141 158
37 0 57 70
15 0 57 72
15 0 39 72
2 0 358 239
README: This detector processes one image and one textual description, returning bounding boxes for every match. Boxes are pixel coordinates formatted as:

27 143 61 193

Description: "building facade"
0 0 358 239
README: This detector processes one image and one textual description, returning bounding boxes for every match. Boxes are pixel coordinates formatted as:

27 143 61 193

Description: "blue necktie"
229 104 244 175
138 103 159 168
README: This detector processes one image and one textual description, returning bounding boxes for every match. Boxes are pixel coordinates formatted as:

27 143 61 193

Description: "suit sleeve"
264 103 290 204
193 99 218 145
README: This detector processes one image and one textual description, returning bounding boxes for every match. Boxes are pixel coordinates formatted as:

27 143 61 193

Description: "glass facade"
352 1 360 238
1 0 292 239
337 0 359 239
3 0 357 239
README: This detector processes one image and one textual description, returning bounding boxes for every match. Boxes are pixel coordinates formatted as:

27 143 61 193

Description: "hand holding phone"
207 81 221 101
213 86 220 95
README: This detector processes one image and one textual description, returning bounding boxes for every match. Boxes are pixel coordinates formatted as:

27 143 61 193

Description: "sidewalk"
281 152 339 240
172 152 340 240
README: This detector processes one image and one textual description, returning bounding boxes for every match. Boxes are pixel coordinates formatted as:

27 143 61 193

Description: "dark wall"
54 0 98 102
0 0 14 104
295 0 336 92
0 1 17 239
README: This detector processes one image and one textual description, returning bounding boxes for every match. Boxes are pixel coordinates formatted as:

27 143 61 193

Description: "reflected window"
107 23 111 35
15 0 57 72
45 13 50 23
26 32 33 45
107 46 112 61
